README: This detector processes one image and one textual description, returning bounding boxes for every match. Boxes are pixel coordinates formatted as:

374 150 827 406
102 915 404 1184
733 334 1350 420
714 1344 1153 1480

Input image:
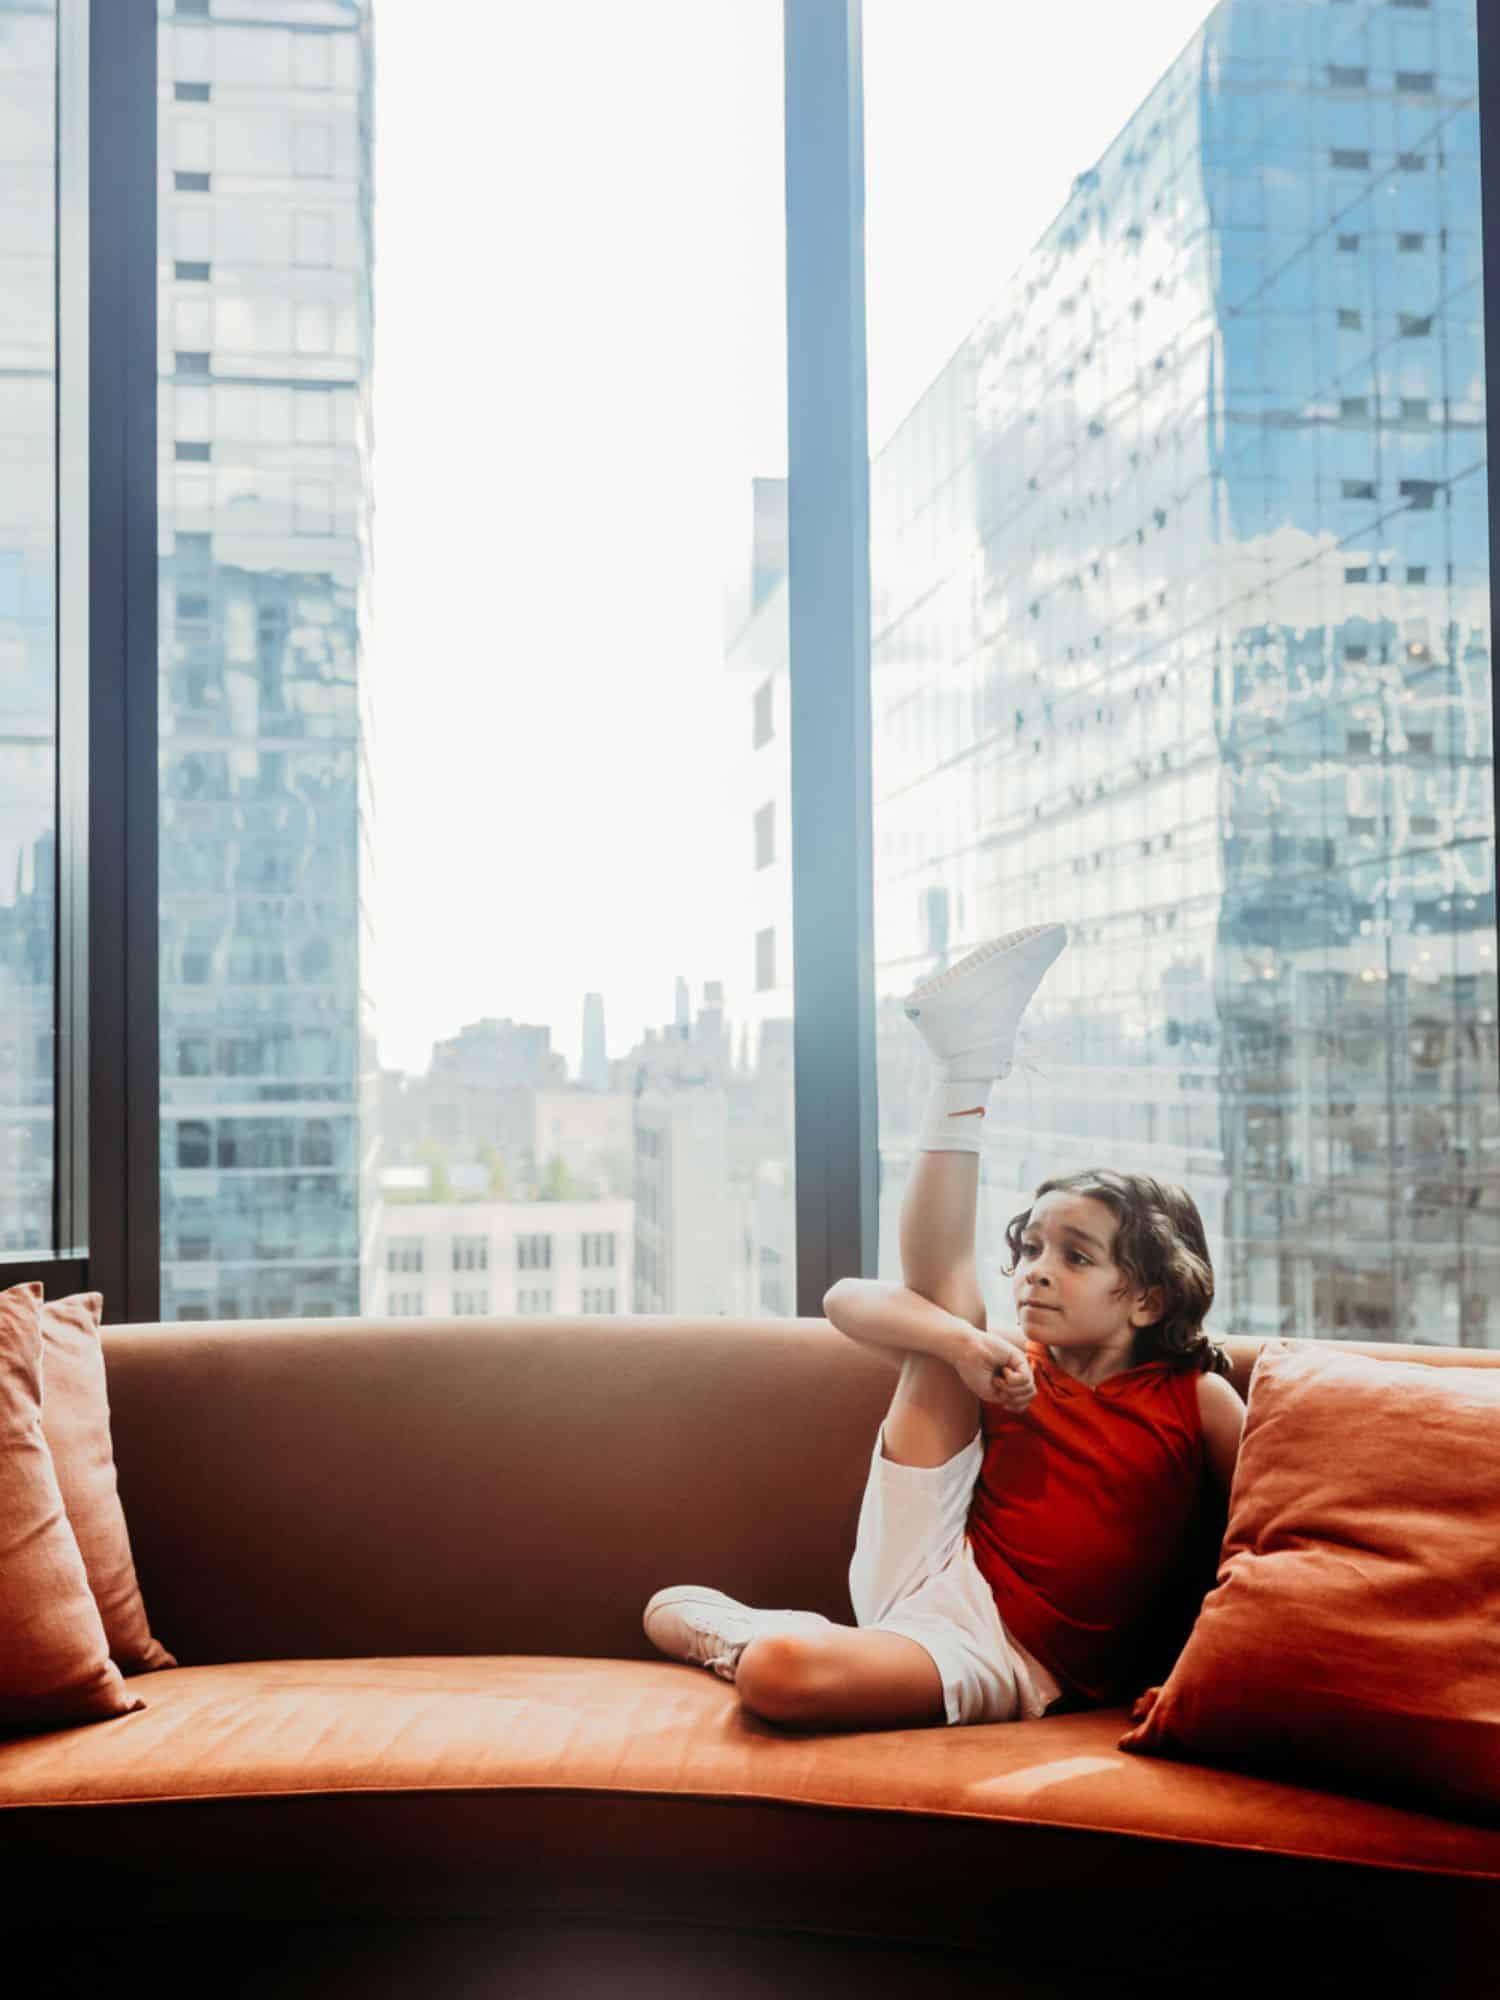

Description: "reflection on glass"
870 0 1497 1345
157 3 374 1319
0 2 56 1258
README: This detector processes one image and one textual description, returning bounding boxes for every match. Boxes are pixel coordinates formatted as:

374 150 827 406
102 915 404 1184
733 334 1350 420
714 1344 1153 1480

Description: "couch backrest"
101 1316 1499 1668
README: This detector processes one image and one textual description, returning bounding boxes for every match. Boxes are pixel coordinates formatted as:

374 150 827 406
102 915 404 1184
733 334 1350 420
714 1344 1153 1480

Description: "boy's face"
1011 1190 1163 1351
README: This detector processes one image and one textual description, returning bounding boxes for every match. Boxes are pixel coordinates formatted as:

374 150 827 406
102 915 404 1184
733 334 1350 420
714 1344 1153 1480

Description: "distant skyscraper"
674 975 691 1037
157 3 375 1321
580 992 608 1091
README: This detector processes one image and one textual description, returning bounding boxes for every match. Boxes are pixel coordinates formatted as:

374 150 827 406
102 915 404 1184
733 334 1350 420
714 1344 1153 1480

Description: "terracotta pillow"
39 1291 175 1673
1119 1339 1500 1823
0 1282 143 1731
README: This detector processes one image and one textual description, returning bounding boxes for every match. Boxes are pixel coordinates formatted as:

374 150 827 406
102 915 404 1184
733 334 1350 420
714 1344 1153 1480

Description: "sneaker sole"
907 922 1066 1004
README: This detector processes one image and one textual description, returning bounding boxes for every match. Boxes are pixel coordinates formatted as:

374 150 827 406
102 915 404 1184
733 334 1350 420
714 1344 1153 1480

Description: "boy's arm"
823 1277 982 1366
823 1278 1031 1408
1196 1371 1245 1496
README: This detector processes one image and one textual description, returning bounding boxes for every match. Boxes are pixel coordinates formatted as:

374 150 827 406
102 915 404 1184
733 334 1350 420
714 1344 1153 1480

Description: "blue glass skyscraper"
873 0 1496 1344
157 0 374 1320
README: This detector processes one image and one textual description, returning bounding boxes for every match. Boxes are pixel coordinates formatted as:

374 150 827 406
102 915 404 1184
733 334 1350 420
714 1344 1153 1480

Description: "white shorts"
847 1421 1064 1727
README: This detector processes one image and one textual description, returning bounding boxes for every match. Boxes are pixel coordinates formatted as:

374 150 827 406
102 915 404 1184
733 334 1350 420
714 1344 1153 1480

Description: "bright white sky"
369 0 1217 1078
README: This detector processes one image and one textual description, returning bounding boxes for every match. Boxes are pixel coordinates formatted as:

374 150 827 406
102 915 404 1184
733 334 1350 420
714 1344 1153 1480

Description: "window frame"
9 0 1500 1334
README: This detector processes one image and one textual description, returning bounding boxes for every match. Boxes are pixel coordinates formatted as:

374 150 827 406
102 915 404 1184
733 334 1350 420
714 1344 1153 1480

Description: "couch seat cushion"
4 1657 1499 1945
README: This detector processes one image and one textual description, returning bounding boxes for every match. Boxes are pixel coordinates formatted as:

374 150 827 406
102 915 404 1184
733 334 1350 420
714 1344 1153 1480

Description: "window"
452 1289 489 1315
581 1231 616 1269
175 351 210 376
293 212 334 266
517 1233 552 1271
862 0 1498 1351
388 1291 424 1317
175 441 212 462
175 82 212 104
175 260 211 282
756 926 775 992
581 1287 616 1314
452 1235 488 1272
293 123 333 177
753 678 773 747
387 1236 423 1274
517 1288 553 1314
174 171 211 193
754 801 775 870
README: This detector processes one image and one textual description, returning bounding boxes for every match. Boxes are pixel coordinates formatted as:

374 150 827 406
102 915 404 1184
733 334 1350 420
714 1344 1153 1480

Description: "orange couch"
4 1315 1498 1987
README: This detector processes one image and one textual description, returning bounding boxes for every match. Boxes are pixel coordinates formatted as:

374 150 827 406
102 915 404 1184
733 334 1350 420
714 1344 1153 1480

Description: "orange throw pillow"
39 1292 175 1673
1119 1340 1500 1823
0 1282 143 1731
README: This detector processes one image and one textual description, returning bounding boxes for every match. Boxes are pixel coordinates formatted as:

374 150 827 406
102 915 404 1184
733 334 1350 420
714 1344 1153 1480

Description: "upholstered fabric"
1119 1339 1500 1823
39 1292 175 1674
95 1316 1500 1681
0 1283 143 1731
3 1656 1498 1932
2 1315 1498 1975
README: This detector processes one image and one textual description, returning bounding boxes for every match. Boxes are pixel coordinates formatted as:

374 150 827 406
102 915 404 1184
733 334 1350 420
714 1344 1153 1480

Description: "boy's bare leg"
882 1146 986 1468
735 1150 982 1731
736 1624 945 1729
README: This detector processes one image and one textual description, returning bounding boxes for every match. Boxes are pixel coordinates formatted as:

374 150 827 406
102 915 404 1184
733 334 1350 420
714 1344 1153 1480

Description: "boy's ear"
1130 1284 1166 1328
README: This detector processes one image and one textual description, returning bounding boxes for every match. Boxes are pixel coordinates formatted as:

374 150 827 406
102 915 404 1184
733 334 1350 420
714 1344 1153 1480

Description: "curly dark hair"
1001 1169 1230 1378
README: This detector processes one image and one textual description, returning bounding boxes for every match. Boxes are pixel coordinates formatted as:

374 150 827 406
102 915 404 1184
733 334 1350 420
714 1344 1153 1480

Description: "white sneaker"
642 1586 831 1684
903 922 1067 1080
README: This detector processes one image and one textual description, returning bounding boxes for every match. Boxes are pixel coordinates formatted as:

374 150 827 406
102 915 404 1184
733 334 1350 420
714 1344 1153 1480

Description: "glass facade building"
157 0 375 1320
873 0 1499 1344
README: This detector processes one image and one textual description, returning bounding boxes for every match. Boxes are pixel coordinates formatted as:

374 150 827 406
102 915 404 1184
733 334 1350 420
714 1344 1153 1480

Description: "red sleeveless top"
966 1338 1209 1706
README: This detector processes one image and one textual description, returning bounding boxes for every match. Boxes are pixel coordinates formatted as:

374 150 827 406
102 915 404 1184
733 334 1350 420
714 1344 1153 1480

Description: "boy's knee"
736 1633 828 1722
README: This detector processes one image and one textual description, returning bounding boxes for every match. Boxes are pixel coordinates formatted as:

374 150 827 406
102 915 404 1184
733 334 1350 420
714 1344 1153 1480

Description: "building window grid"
581 1231 616 1269
516 1233 553 1271
452 1235 488 1272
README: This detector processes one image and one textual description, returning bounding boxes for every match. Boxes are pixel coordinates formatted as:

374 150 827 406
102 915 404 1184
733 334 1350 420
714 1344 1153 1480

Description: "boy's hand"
952 1327 1036 1413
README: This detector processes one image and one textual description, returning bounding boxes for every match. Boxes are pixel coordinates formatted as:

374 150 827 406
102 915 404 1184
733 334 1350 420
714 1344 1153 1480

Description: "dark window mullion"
86 0 159 1322
784 0 877 1311
54 0 89 1264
